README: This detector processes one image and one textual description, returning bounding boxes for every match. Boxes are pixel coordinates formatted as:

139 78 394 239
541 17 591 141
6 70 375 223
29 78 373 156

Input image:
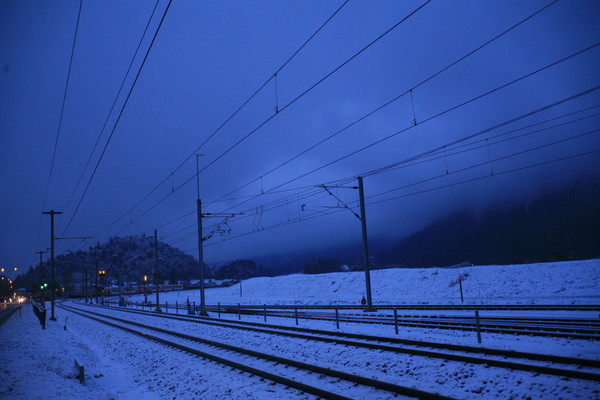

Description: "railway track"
210 306 600 340
59 303 456 400
102 298 600 339
208 303 600 312
65 302 600 384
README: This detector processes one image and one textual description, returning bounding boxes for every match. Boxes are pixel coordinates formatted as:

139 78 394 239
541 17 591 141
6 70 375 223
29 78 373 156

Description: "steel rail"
60 303 456 400
215 307 600 340
206 303 600 311
70 302 600 381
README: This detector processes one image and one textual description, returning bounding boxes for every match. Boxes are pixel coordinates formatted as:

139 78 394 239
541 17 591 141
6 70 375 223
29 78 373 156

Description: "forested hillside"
377 179 600 266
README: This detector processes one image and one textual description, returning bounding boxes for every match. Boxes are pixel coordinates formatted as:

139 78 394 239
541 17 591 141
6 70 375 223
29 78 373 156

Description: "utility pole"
196 154 208 316
42 210 62 321
357 177 375 311
95 260 99 304
319 179 375 311
84 268 88 303
154 229 161 312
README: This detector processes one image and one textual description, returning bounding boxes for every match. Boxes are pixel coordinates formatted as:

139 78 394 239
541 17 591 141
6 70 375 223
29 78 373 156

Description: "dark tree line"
377 178 600 266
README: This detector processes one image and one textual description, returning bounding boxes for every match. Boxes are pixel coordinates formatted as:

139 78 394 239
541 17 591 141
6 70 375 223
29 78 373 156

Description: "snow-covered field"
175 259 600 306
1 259 599 399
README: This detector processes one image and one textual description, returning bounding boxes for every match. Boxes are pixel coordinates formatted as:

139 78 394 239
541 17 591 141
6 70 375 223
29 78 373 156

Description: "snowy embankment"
191 258 600 306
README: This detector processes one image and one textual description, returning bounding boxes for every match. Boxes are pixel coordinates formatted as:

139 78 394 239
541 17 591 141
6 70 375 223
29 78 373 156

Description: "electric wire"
89 0 430 242
118 2 576 237
261 46 600 194
92 0 351 239
58 0 162 230
362 108 600 178
197 143 600 251
38 0 83 247
56 2 597 258
65 79 600 256
366 128 600 203
99 58 600 246
193 0 562 207
367 149 600 207
236 127 600 226
206 65 600 224
59 0 174 239
195 1 432 176
93 0 559 242
172 102 600 249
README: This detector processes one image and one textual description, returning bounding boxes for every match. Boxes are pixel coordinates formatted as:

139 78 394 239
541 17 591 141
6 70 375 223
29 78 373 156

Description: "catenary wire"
38 0 84 247
59 0 174 239
90 0 431 241
92 58 600 247
186 0 562 207
196 146 599 251
92 0 351 239
58 0 162 231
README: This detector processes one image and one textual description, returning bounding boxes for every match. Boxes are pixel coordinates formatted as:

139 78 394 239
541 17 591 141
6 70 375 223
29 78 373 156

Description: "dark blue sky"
1 0 599 274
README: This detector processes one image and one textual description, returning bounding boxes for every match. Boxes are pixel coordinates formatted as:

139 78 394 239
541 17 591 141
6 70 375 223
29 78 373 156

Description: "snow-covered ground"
1 259 599 399
174 259 600 306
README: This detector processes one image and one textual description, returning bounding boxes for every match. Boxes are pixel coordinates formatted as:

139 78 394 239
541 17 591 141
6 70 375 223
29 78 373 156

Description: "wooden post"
475 310 482 343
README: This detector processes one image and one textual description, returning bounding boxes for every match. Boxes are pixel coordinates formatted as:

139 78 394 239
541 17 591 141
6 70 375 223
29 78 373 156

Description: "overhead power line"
59 0 162 229
59 0 174 238
232 126 600 230
205 0 562 208
196 0 432 175
197 143 600 252
90 0 430 240
207 56 600 225
38 0 83 247
93 0 351 239
101 46 600 246
261 46 600 194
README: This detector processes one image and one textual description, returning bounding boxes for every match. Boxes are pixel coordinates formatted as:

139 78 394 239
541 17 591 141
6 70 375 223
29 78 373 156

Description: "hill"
377 178 600 266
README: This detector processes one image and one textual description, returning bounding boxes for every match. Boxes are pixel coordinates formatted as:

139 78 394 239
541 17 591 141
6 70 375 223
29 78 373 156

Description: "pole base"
362 308 378 312
154 308 162 312
198 311 209 317
49 316 57 321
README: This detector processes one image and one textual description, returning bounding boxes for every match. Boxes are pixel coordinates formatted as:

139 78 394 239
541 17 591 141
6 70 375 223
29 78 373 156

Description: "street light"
143 275 148 303
98 270 106 304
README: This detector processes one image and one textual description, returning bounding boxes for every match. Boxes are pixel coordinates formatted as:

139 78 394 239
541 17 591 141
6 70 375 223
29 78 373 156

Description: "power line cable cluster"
59 0 174 238
84 0 568 245
57 0 163 235
38 0 84 248
80 0 430 243
83 0 354 242
159 96 599 252
190 128 599 252
47 1 599 263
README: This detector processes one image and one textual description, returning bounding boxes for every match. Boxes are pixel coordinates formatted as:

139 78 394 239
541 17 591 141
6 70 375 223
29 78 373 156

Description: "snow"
196 259 600 305
1 259 599 399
